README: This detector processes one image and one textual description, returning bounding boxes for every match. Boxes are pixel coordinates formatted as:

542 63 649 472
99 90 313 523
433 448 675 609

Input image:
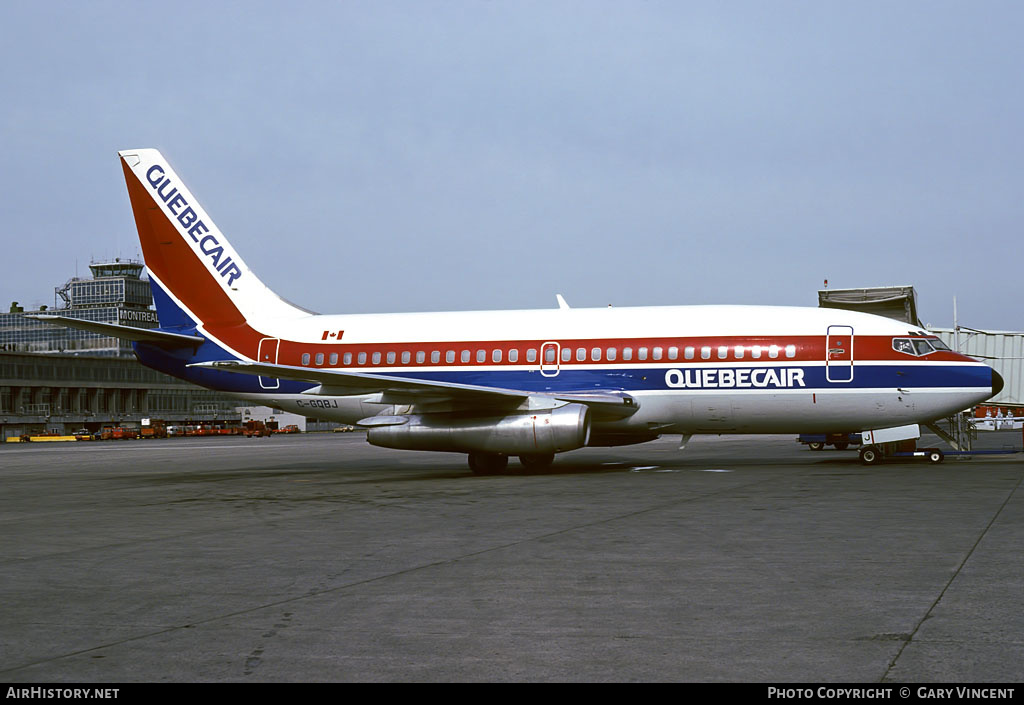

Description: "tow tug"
856 423 1024 465
855 425 942 465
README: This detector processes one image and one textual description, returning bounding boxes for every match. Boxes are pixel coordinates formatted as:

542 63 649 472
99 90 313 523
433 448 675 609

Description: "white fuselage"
224 304 991 435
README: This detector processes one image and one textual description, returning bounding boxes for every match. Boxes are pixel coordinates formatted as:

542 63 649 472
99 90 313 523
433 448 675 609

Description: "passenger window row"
299 343 799 367
559 344 796 362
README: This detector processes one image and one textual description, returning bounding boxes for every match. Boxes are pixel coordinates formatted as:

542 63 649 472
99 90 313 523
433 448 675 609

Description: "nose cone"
991 369 1004 398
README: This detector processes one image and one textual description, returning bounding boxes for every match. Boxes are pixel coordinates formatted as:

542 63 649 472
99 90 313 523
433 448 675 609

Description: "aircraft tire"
468 452 508 475
859 446 883 465
519 453 555 470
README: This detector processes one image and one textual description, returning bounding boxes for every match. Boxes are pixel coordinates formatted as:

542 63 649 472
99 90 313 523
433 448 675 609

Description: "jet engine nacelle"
367 403 591 455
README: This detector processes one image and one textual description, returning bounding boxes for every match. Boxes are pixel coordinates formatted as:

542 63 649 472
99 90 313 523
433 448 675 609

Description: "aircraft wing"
26 315 205 347
189 360 638 418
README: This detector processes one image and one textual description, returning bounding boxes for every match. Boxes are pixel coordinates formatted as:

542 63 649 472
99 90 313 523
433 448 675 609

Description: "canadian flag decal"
321 330 344 341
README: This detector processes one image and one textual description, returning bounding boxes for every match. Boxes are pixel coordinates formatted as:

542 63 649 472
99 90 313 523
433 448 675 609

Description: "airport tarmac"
1 432 1022 683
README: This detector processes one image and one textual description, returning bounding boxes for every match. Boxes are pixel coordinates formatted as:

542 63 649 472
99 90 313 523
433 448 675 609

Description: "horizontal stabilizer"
27 315 205 347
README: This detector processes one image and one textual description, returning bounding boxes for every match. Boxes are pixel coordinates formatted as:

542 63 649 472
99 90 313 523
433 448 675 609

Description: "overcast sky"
1 1 1021 331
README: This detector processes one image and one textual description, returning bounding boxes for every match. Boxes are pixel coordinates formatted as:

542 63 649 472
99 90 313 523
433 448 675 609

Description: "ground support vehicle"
858 423 1024 465
858 443 945 465
140 421 167 439
798 432 862 451
857 424 935 465
243 420 272 438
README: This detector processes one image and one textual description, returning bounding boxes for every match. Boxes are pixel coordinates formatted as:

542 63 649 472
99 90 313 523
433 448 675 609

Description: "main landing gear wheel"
468 452 508 475
519 453 555 470
859 446 883 465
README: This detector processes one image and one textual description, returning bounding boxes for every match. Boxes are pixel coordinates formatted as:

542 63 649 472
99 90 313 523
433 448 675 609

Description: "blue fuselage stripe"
136 357 991 396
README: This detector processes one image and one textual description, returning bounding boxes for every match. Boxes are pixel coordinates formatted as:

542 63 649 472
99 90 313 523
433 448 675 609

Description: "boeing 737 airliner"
36 150 1003 472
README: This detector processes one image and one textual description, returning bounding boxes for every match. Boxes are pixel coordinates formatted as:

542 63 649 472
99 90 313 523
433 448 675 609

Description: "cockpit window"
912 339 934 355
893 337 943 356
893 338 916 355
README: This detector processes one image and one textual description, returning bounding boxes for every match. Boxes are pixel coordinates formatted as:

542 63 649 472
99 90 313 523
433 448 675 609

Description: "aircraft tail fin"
118 149 308 331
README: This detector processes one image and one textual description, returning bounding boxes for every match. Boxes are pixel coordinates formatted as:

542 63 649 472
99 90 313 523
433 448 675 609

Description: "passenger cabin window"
357 352 367 365
685 347 695 360
416 351 425 364
785 344 796 359
301 353 311 366
526 349 537 363
576 347 586 362
717 346 728 360
509 349 519 363
372 352 382 365
768 345 779 359
544 347 556 363
476 349 486 363
461 350 471 364
607 347 617 361
446 350 455 363
701 346 711 360
623 347 633 361
638 347 648 361
750 346 761 359
343 352 352 365
386 352 396 365
668 347 678 360
329 353 338 366
430 351 439 364
493 349 502 363
652 347 662 361
733 346 744 359
562 347 572 362
315 352 324 366
591 347 601 361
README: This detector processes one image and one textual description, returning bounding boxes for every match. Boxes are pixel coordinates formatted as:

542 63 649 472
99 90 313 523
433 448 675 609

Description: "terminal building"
1 259 157 357
0 260 242 439
0 259 340 440
0 351 242 437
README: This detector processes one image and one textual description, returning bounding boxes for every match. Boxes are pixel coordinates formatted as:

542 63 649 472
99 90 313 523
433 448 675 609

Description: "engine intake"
367 404 591 455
